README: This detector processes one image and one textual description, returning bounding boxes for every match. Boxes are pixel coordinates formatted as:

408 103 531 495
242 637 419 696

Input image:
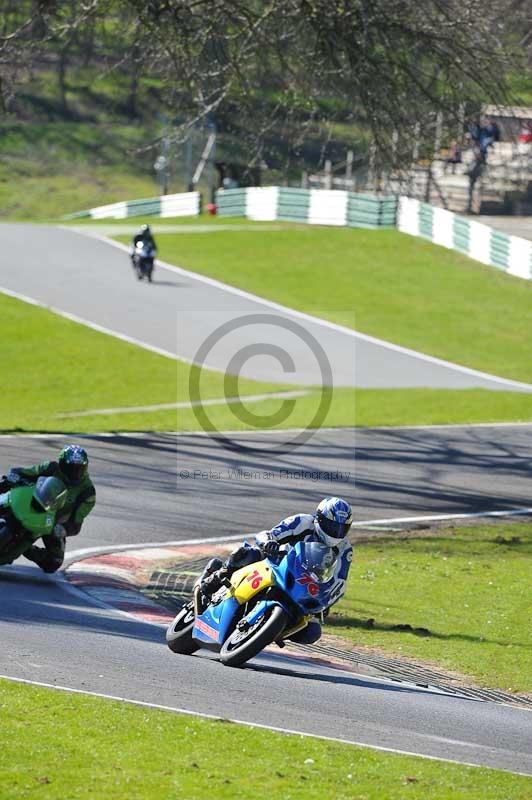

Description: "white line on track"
79 229 532 393
1 422 532 440
56 390 311 418
0 285 178 361
1 673 528 775
63 505 532 563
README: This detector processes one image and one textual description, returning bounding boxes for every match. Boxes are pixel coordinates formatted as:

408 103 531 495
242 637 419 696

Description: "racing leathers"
201 513 353 644
0 461 95 572
130 231 157 265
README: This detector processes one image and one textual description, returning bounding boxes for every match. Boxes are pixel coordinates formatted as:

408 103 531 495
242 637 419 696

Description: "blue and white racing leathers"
224 514 353 634
255 513 353 608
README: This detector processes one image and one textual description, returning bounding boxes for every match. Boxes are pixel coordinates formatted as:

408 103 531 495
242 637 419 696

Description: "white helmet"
314 497 352 547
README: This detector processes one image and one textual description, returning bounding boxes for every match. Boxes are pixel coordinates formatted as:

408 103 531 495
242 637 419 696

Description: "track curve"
1 428 531 774
1 222 531 390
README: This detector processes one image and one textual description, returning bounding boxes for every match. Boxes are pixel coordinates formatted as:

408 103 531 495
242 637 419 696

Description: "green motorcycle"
0 476 67 566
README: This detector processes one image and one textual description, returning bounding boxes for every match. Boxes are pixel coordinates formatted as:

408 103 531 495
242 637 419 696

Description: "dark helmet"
58 444 89 485
314 497 353 547
32 476 68 513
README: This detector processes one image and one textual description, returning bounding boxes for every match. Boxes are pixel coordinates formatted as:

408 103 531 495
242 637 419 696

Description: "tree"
0 0 525 170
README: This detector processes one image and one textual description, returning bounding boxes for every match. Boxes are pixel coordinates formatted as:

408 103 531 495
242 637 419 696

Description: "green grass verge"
120 226 532 384
330 523 532 692
1 680 529 799
0 291 286 433
2 289 532 432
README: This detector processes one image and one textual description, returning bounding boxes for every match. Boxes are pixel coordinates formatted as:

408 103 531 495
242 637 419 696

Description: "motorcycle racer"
130 224 157 281
0 445 96 573
200 497 353 644
0 476 68 571
132 223 157 251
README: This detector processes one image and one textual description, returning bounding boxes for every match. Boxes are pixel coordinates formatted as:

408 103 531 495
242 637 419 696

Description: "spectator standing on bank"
443 140 463 174
466 147 484 213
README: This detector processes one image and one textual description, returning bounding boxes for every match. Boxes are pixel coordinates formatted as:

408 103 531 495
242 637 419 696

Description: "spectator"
484 117 501 143
467 118 496 163
443 140 463 174
466 147 484 213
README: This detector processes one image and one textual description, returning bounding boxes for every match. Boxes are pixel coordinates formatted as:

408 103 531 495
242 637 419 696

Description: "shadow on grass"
326 614 532 649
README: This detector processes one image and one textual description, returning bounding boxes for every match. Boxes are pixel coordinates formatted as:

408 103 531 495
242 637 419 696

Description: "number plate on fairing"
231 561 274 604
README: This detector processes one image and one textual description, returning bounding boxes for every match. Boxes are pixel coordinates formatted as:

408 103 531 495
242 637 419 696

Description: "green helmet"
32 476 68 513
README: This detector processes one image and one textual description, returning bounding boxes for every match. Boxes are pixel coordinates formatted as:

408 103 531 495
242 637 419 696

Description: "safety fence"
65 191 201 220
397 197 532 281
65 186 532 282
215 186 398 228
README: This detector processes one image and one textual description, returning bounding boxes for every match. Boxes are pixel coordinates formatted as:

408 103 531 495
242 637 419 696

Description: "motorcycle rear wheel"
220 605 288 667
166 601 199 655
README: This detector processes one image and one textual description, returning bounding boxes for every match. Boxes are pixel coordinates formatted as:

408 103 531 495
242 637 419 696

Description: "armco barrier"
216 188 247 217
66 185 532 282
65 191 200 220
397 196 532 281
277 188 311 223
216 186 397 228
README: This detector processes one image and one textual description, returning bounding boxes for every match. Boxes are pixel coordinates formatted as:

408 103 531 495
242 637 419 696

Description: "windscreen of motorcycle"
300 541 337 583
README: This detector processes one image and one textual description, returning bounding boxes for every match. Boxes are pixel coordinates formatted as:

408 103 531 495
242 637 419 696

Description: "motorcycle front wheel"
166 601 200 655
220 605 288 667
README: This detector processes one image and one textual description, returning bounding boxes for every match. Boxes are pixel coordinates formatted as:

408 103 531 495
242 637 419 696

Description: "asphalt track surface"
1 222 531 774
1 429 531 775
1 222 531 391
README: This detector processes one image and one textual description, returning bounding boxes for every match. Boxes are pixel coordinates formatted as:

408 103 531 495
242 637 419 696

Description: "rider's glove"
262 538 280 559
6 470 21 484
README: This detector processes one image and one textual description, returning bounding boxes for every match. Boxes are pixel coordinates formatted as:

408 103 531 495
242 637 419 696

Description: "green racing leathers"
0 460 96 572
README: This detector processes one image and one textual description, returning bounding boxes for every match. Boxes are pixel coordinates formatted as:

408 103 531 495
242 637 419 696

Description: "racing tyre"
220 605 288 667
166 601 199 654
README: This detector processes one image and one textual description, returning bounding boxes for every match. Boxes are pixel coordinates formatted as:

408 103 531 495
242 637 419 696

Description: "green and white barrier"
66 184 531 282
66 191 201 220
216 186 397 228
397 197 532 281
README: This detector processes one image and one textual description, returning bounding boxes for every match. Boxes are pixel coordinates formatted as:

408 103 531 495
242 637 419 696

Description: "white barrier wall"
508 236 532 279
67 191 201 220
397 196 532 281
431 207 454 249
246 187 279 221
308 189 348 226
160 192 201 218
468 220 493 266
91 201 128 220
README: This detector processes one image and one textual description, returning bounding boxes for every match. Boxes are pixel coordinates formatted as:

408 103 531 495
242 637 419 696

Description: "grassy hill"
122 223 532 384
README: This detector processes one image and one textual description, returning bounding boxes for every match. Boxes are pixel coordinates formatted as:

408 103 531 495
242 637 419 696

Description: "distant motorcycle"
131 241 155 282
166 541 340 667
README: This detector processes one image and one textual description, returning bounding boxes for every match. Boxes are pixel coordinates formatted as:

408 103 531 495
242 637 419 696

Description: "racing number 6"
246 569 263 590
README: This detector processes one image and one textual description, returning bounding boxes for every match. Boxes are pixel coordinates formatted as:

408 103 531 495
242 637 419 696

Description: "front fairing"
270 544 336 616
193 593 240 646
6 486 55 540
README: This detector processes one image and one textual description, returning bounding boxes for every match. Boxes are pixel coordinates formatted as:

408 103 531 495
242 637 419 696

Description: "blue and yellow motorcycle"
166 541 339 667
